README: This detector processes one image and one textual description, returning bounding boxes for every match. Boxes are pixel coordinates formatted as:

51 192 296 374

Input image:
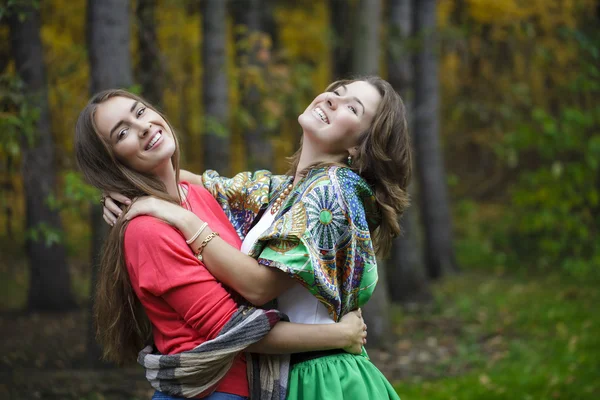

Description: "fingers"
101 191 131 227
359 318 367 347
107 191 132 205
124 207 141 221
103 212 115 227
104 196 124 219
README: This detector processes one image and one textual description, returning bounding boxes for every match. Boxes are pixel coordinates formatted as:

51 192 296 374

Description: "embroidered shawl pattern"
202 169 290 240
204 166 381 321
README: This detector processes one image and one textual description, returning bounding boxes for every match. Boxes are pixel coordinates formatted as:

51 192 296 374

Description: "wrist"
325 322 348 350
179 210 204 239
190 230 220 262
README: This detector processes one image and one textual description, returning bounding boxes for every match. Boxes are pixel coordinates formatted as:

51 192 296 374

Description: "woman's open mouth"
145 131 163 150
312 107 330 124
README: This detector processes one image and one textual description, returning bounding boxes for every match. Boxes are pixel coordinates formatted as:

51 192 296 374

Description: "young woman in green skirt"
106 76 410 399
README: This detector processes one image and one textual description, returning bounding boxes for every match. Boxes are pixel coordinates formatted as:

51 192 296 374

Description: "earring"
347 155 352 166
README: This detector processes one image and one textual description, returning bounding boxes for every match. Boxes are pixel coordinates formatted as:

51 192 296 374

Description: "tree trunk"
388 0 413 96
387 0 431 303
352 0 382 76
87 0 133 366
202 0 230 174
413 0 458 279
136 0 163 108
88 0 133 93
231 0 273 170
350 0 390 349
329 0 355 79
389 184 431 302
8 5 76 312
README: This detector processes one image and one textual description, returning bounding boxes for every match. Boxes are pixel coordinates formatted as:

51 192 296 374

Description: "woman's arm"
180 169 203 186
195 233 294 305
103 169 277 235
100 169 201 224
125 197 298 305
248 310 366 354
128 218 366 355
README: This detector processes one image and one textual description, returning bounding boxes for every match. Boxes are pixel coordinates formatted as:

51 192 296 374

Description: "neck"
154 161 180 199
294 133 345 184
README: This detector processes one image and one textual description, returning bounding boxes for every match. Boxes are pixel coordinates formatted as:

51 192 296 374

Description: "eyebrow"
340 85 365 115
109 101 139 139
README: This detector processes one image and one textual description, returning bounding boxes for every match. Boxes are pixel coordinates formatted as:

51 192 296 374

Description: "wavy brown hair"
75 89 182 364
289 76 412 256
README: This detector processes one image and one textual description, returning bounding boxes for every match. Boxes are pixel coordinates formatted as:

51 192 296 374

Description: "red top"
124 183 248 397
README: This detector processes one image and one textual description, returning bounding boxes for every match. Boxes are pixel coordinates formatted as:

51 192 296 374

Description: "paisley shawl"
203 166 381 321
202 169 289 240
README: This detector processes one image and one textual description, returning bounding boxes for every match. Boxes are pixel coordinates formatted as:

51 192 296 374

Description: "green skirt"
286 353 400 400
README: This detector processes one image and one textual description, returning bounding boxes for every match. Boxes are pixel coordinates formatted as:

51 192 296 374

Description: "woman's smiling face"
298 80 382 156
93 96 176 174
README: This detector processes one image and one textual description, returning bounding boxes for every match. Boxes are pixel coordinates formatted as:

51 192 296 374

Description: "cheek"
338 116 361 136
112 142 138 165
338 119 363 146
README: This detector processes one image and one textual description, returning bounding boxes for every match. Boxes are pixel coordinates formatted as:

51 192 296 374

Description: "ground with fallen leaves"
1 271 598 399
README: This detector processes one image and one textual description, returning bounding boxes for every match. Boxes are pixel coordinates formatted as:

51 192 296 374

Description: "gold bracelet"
194 231 220 262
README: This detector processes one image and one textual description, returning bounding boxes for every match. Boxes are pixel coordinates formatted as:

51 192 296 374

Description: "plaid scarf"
138 305 290 399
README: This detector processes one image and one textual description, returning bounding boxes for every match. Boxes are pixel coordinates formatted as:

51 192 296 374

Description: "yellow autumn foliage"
1 0 597 255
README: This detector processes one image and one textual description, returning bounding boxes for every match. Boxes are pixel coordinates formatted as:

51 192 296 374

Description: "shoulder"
329 167 372 196
124 216 184 247
327 167 380 230
302 166 368 190
186 182 211 198
202 169 274 183
302 167 372 201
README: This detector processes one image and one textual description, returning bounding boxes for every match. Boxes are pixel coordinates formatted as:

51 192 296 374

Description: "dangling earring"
347 155 352 166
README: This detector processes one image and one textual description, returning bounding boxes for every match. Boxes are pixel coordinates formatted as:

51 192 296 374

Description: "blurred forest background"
1 0 599 399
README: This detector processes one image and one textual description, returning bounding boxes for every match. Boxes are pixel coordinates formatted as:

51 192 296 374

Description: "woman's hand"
102 192 131 226
123 196 206 242
124 196 184 225
338 309 367 354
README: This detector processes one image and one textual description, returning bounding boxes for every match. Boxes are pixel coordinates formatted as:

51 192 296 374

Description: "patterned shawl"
138 305 289 399
202 169 290 241
204 166 381 321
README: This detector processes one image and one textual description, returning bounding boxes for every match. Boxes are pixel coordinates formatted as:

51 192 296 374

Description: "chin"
299 113 323 134
298 112 311 128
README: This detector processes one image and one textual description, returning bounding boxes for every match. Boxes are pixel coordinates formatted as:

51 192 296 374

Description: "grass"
2 237 598 399
395 272 600 400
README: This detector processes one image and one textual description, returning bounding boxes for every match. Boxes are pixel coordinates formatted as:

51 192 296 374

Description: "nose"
139 122 152 138
325 95 337 110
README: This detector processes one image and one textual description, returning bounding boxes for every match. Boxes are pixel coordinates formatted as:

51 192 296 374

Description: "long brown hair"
75 89 182 364
289 76 412 256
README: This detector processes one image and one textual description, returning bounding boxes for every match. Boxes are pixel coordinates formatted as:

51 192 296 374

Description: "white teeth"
313 107 330 124
146 132 161 150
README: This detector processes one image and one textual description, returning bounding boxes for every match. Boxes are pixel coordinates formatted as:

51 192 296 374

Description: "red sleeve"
124 216 238 339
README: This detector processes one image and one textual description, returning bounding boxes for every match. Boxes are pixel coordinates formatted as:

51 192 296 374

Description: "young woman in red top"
75 89 367 400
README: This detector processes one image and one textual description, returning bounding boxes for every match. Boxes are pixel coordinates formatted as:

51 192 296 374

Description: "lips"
145 130 162 150
312 106 330 124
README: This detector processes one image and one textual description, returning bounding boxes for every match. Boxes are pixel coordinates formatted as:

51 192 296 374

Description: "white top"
240 206 334 325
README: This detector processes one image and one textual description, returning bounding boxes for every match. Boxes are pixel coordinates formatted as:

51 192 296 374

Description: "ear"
347 146 359 157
